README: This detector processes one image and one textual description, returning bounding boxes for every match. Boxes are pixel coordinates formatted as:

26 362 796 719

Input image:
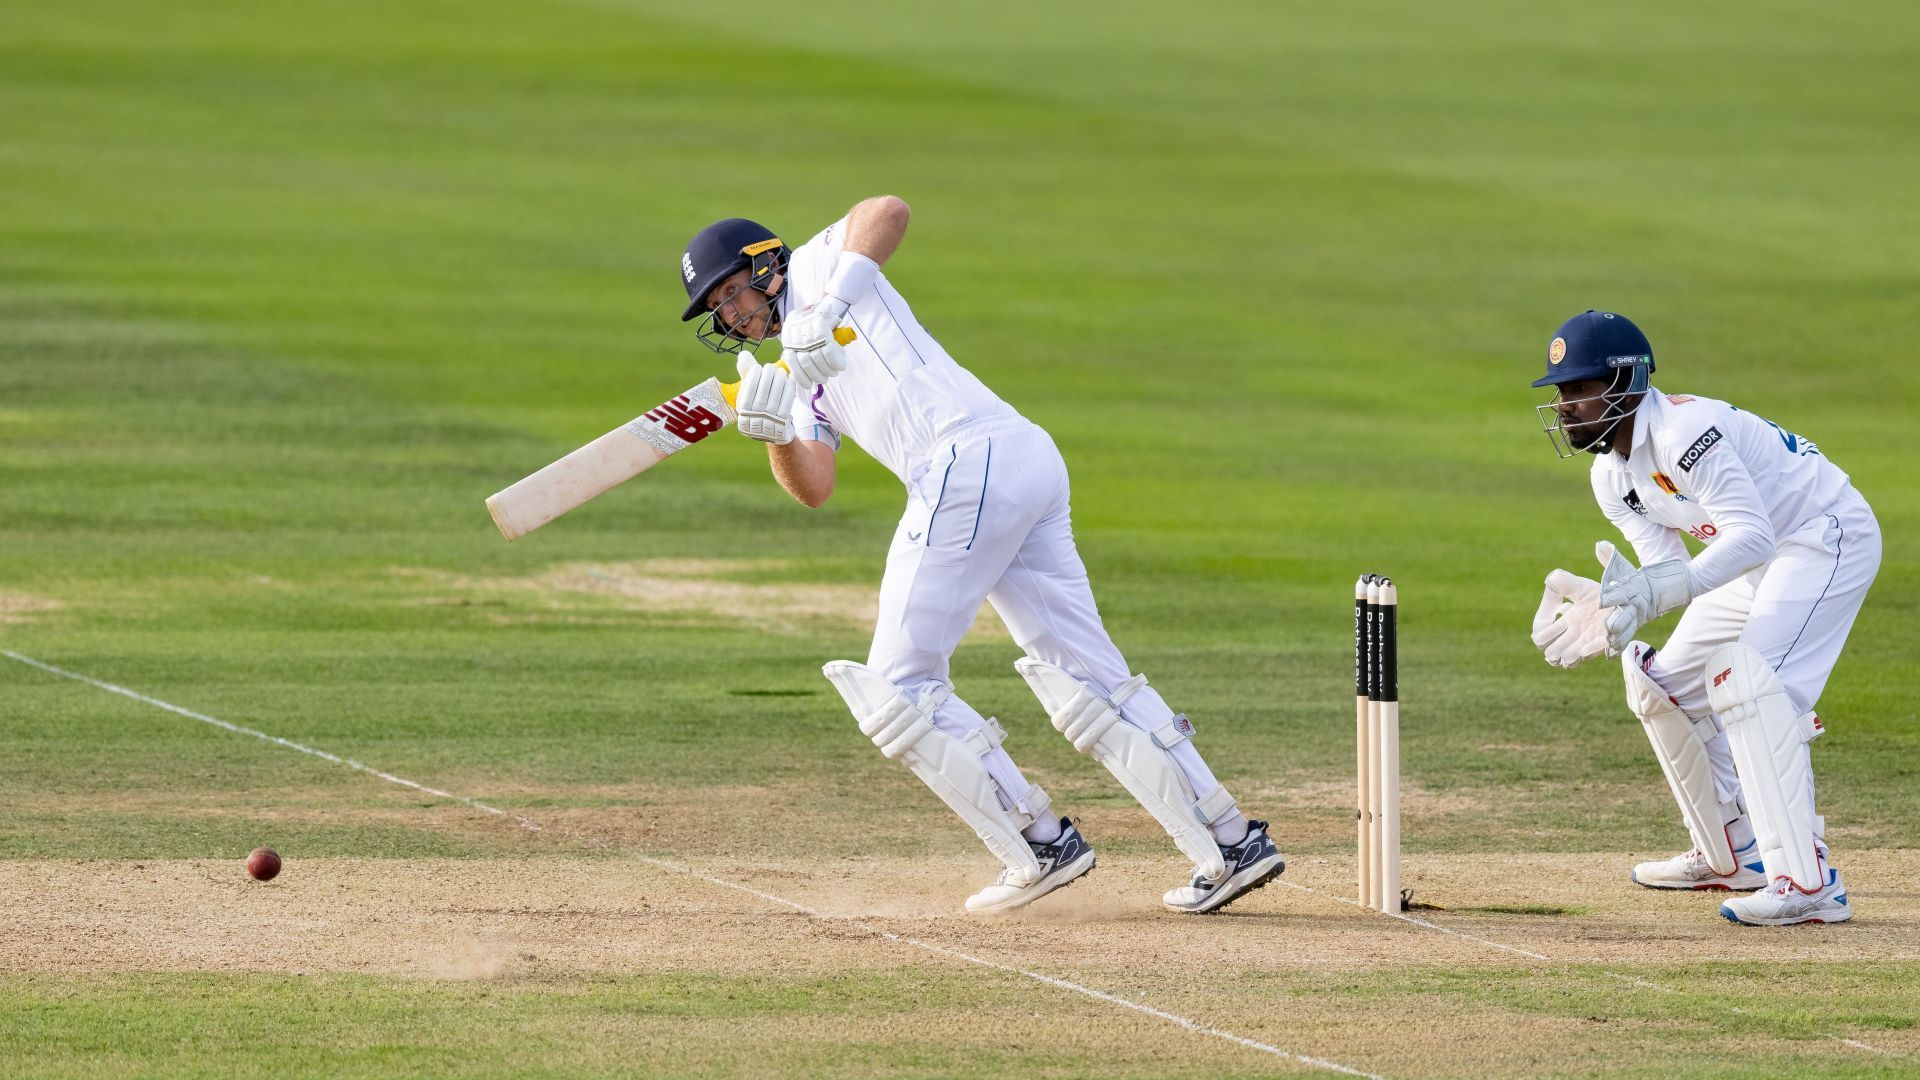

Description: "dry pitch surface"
8 838 1918 1077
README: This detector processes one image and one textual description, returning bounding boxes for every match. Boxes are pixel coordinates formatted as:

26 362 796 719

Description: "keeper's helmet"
1532 310 1655 458
678 217 790 353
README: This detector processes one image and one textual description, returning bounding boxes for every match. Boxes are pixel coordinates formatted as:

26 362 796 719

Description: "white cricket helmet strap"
821 661 1045 885
1621 643 1741 875
1014 658 1231 881
1704 643 1827 892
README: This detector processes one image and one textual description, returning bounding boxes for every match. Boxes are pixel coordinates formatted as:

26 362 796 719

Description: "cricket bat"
485 327 855 541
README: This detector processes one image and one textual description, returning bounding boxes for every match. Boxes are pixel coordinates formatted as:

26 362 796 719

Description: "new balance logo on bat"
642 396 724 444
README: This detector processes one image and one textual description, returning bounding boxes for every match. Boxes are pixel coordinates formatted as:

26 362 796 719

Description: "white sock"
1211 813 1250 846
1022 815 1063 844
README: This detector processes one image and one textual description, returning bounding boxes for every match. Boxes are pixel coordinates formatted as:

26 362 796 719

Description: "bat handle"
719 327 858 408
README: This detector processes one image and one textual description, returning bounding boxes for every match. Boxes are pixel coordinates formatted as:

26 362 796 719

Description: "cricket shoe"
964 818 1096 914
1720 867 1851 927
1631 839 1766 891
1162 820 1286 914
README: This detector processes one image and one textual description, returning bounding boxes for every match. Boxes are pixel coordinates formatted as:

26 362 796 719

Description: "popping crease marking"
1273 878 1893 1057
1 649 1379 1080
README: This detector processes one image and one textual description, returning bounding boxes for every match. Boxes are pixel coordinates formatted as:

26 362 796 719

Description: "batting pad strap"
1195 785 1238 827
1149 713 1196 750
961 717 1009 758
822 661 1042 884
1796 711 1824 745
1015 657 1227 880
1017 782 1053 826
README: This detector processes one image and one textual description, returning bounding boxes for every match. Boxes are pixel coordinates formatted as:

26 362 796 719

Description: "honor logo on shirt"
1678 426 1725 473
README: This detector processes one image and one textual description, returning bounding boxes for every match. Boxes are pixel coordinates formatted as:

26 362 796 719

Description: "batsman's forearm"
842 195 910 268
769 440 836 508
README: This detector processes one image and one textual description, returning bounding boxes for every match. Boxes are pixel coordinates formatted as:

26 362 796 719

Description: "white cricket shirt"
1589 389 1859 592
778 218 1022 481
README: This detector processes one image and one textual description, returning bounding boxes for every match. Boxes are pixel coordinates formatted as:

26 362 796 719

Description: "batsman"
672 198 1284 914
1528 310 1880 926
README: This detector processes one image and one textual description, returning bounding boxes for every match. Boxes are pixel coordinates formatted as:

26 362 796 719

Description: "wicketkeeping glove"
1530 546 1612 669
734 352 796 445
778 299 851 390
1598 545 1695 653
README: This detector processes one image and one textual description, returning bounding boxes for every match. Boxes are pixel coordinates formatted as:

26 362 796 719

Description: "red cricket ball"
246 846 282 882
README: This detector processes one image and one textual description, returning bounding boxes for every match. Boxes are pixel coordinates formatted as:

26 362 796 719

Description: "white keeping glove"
1599 545 1694 653
733 352 796 445
1529 545 1612 669
778 299 851 390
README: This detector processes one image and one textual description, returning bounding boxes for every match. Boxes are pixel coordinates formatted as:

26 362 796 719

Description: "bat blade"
486 377 736 540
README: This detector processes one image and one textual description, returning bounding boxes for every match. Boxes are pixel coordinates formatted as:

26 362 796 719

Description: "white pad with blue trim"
823 661 1045 886
1014 658 1229 881
1704 643 1826 891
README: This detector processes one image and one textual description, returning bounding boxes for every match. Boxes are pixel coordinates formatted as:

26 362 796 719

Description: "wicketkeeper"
1528 310 1880 926
674 198 1285 913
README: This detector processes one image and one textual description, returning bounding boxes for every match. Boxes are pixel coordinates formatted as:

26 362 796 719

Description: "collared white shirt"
779 218 1022 481
1589 388 1857 592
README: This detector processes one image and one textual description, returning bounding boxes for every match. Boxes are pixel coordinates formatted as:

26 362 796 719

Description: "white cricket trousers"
1646 491 1881 840
866 418 1227 816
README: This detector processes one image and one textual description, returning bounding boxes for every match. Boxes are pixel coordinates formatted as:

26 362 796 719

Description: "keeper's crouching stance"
676 198 1283 914
1527 310 1880 926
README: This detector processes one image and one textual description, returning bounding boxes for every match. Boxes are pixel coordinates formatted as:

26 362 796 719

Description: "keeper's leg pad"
1014 658 1231 880
1623 642 1742 875
1704 643 1826 892
822 661 1045 885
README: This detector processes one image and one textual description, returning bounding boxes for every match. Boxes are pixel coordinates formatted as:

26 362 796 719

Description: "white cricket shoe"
1632 839 1766 891
1720 868 1851 927
1162 820 1286 914
964 818 1096 914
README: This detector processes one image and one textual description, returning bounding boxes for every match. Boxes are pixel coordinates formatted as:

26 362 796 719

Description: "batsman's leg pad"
1014 658 1230 880
823 661 1045 885
1623 642 1742 875
1704 643 1826 892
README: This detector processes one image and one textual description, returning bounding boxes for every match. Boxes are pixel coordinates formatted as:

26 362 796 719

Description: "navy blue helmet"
1533 310 1656 458
679 218 790 353
1532 309 1654 389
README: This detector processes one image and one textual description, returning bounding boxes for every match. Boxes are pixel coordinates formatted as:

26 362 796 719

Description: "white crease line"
4 650 544 834
1274 880 1550 960
1276 877 1892 1057
4 649 1379 1080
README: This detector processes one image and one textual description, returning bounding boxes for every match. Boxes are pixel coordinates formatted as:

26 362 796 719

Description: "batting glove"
778 299 851 390
734 352 796 445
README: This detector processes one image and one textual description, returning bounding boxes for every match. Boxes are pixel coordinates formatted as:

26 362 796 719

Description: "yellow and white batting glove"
1530 545 1611 669
733 352 796 445
1598 542 1694 654
779 299 851 390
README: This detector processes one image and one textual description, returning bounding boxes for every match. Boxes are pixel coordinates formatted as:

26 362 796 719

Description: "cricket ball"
246 846 282 882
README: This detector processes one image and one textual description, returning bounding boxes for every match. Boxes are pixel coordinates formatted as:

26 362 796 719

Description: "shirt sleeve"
1591 467 1687 566
1672 434 1776 593
784 218 849 311
788 382 840 451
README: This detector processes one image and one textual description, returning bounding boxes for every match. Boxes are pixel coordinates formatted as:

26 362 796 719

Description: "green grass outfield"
2 1 1917 1076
